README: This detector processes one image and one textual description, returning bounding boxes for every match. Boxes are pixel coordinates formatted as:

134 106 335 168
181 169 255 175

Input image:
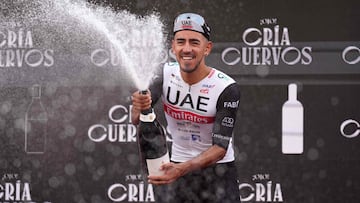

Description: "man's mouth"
181 55 194 60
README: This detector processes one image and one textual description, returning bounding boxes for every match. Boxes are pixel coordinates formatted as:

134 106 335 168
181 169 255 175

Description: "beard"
180 61 200 73
179 55 204 73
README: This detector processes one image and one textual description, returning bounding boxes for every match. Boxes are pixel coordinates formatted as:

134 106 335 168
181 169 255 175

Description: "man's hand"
147 145 226 185
132 90 152 111
131 90 152 124
147 162 187 185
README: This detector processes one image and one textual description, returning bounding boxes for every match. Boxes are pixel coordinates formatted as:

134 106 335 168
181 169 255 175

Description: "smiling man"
132 13 241 202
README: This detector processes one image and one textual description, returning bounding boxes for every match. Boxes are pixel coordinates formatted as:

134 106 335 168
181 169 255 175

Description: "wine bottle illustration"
137 90 170 176
25 84 48 154
282 83 304 154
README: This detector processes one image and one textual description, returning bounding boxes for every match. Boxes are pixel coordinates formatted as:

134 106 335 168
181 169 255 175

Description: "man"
132 13 241 202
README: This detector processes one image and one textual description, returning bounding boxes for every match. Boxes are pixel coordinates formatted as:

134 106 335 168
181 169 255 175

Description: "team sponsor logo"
340 119 360 138
221 18 312 66
217 72 230 81
166 86 210 112
88 105 137 143
342 46 360 64
200 88 209 94
170 73 182 81
191 134 201 142
200 84 216 94
202 84 216 88
176 122 186 126
164 103 214 124
212 133 231 141
224 100 239 108
221 117 234 127
239 173 284 202
181 20 193 29
170 79 183 88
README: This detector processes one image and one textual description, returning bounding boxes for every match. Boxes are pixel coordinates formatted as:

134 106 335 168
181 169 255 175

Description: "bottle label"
140 112 156 122
146 152 170 176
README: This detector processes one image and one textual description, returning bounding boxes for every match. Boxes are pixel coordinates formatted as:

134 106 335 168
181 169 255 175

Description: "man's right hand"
131 90 152 124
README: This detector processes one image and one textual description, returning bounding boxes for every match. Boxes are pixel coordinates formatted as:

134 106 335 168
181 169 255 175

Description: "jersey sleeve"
148 65 164 106
212 82 241 150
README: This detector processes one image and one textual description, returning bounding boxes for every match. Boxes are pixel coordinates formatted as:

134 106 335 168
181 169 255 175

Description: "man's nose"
183 42 192 52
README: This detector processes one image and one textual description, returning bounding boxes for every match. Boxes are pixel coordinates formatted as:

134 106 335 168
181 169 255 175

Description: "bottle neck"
141 108 153 115
32 85 42 99
140 108 156 122
288 84 297 101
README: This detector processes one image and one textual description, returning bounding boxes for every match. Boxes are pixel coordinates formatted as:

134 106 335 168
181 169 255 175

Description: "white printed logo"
224 100 239 108
221 22 312 66
88 105 137 143
108 182 155 202
222 117 234 127
239 173 284 202
342 46 360 64
282 83 304 154
340 119 360 138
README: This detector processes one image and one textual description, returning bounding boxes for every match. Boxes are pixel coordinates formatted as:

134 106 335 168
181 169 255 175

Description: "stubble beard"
179 55 203 74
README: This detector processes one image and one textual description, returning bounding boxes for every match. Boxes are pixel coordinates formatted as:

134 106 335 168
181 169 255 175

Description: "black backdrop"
0 0 359 202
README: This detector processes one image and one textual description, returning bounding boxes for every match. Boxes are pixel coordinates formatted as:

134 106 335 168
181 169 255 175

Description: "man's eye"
190 40 200 45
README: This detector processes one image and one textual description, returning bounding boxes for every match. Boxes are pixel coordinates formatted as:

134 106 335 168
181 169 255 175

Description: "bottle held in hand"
137 91 170 176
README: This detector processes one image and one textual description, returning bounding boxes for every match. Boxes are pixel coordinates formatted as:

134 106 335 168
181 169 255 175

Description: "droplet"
65 163 76 176
307 148 319 161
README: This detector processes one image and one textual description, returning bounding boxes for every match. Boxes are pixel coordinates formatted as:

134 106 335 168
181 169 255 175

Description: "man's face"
172 30 211 73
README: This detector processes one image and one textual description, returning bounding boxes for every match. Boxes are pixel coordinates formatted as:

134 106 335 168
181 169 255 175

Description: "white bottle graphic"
25 84 48 154
282 83 304 154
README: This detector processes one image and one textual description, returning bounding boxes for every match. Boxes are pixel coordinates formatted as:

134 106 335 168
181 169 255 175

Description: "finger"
132 92 152 110
160 162 173 170
147 175 162 180
148 177 172 185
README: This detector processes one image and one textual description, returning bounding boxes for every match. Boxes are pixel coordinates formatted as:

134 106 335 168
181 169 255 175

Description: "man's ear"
205 41 213 55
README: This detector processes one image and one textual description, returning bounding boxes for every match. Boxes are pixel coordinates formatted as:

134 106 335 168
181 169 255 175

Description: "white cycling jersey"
151 62 240 163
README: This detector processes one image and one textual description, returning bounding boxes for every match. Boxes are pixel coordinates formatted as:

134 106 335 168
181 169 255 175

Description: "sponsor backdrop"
0 0 359 202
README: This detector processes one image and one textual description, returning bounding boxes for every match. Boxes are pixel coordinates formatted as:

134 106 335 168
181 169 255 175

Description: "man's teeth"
182 56 193 60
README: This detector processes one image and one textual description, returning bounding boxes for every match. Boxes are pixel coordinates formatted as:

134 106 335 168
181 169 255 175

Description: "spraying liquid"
57 0 165 90
54 0 166 90
0 0 166 90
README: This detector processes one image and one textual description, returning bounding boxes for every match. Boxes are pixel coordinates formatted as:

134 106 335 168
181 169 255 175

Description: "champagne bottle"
25 84 48 154
137 91 169 176
282 83 304 154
